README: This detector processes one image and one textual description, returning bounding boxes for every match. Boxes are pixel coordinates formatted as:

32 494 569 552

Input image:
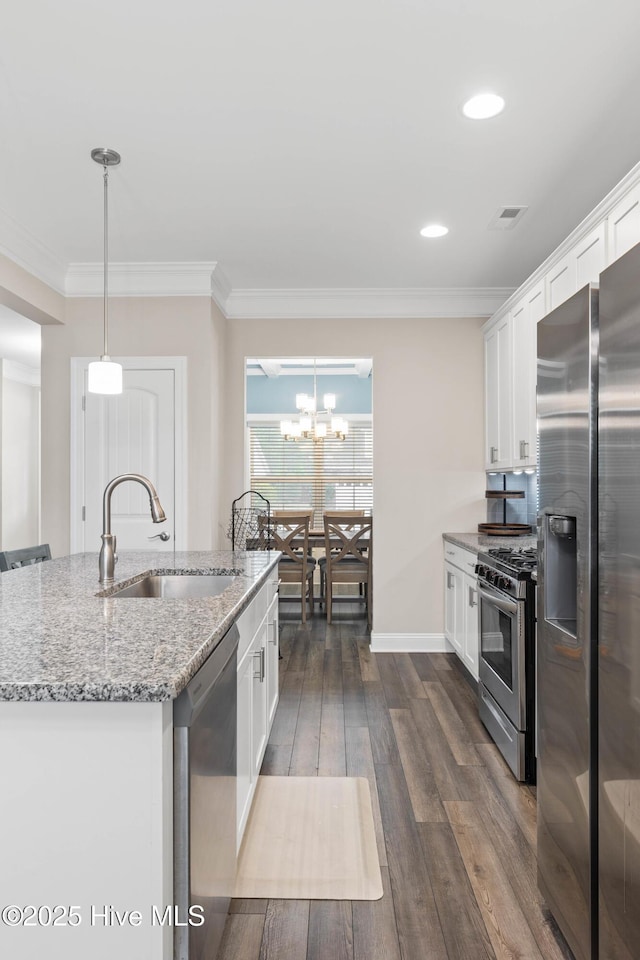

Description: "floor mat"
234 775 383 900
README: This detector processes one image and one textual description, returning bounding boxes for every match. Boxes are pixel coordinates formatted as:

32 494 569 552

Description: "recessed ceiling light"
462 93 505 120
420 224 448 238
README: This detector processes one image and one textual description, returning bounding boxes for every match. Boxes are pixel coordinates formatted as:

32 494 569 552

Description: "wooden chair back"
273 509 314 529
322 515 372 628
323 515 371 569
259 514 314 622
0 543 52 572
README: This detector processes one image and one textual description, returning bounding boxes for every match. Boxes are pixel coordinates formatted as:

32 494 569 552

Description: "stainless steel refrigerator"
538 242 640 960
538 284 599 960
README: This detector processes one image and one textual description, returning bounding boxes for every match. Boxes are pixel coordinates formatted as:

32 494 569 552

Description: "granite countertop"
443 531 537 553
0 550 279 703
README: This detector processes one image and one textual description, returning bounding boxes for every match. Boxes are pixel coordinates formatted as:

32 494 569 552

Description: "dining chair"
0 543 52 572
258 514 316 622
321 515 372 628
318 510 365 603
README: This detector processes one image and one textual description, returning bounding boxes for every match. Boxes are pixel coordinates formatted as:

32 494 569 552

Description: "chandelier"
280 362 349 442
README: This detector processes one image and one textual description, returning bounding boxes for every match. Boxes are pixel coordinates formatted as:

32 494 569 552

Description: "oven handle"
477 583 518 617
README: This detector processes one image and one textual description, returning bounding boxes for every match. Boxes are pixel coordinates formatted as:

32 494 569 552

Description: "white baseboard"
370 633 451 653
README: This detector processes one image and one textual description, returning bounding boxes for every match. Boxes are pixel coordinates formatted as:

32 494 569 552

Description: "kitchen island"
0 550 279 960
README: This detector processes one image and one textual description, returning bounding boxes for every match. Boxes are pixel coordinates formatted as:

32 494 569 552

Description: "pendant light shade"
87 359 123 394
88 147 123 395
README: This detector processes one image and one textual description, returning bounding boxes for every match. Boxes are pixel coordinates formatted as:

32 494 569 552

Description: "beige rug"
234 776 383 900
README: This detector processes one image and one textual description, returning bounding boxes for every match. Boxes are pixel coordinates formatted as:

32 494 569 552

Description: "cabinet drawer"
267 571 279 607
236 581 268 661
443 542 478 576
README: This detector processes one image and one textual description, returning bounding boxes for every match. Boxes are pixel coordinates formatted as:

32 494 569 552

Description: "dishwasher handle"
173 623 239 728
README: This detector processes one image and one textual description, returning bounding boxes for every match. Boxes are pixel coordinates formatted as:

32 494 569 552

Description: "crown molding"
0 206 67 294
224 286 514 320
65 261 221 298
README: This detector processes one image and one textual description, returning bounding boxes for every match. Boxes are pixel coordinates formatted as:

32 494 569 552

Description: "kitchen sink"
105 574 238 599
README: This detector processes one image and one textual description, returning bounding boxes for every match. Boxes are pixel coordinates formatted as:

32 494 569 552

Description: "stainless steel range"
476 546 536 782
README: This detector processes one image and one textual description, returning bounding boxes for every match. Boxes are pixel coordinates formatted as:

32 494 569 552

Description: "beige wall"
1 369 40 550
224 317 486 637
41 296 227 557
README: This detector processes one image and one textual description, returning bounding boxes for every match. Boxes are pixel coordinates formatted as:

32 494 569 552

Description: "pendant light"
87 147 123 395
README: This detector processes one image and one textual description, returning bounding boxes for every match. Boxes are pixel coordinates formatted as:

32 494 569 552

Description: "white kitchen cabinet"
266 588 280 727
607 181 640 263
511 282 545 469
462 572 479 678
444 561 463 656
236 572 279 849
547 223 606 311
443 544 479 679
484 314 512 470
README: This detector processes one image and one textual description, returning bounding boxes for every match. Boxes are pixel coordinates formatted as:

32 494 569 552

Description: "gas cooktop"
479 546 537 578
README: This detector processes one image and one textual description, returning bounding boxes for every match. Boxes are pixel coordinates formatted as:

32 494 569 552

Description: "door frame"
70 356 188 554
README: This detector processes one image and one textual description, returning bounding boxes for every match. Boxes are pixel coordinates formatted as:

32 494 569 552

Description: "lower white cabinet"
443 544 480 680
237 571 279 849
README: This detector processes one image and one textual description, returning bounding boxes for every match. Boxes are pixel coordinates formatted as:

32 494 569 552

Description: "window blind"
248 420 373 525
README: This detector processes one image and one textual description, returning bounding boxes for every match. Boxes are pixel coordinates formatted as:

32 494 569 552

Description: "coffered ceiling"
2 0 640 316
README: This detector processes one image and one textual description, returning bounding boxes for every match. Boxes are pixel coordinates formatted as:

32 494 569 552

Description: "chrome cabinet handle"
446 571 454 589
519 440 529 459
269 620 278 646
490 446 498 463
253 647 265 682
469 585 477 608
148 531 170 542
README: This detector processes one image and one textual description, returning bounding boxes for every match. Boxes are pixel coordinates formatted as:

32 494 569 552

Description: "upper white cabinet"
484 166 640 474
607 181 640 263
548 223 606 311
511 282 545 469
484 314 512 470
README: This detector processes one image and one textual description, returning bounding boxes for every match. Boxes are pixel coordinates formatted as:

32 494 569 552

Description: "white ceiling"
2 0 640 301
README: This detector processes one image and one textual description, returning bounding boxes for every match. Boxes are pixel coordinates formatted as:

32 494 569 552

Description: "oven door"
478 580 525 730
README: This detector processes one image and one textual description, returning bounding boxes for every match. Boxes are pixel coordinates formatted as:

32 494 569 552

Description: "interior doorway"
0 307 41 551
70 357 187 554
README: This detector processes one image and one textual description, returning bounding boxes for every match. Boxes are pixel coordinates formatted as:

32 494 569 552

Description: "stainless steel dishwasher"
173 623 239 960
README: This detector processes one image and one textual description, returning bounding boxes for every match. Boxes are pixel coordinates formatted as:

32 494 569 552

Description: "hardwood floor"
220 607 574 960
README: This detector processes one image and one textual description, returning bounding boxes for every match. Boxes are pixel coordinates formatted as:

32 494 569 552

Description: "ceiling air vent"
488 205 528 230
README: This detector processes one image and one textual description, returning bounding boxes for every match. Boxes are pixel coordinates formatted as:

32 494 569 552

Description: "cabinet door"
512 282 545 468
266 594 279 727
607 182 640 264
463 573 479 679
236 648 254 847
445 562 463 656
251 618 269 779
484 315 513 469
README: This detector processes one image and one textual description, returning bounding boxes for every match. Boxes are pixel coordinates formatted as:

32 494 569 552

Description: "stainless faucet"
99 473 167 584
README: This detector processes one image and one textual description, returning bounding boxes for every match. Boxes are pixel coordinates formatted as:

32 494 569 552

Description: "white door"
71 357 186 554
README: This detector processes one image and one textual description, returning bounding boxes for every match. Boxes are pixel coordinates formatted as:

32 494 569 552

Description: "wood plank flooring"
219 607 575 960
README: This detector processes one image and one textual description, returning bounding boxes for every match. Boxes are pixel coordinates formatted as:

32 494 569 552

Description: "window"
247 420 372 524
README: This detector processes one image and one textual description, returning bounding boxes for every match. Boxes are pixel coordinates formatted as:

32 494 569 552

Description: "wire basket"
228 490 271 550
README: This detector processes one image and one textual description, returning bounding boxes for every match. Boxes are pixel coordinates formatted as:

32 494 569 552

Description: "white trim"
70 357 188 554
65 262 220 298
1 359 40 387
210 263 232 314
370 632 451 653
225 287 513 320
483 158 640 331
246 412 372 422
0 205 67 294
